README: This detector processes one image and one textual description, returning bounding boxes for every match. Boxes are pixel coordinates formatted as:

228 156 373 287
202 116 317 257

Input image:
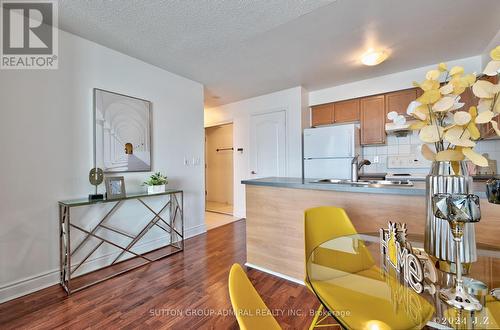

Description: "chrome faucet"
351 155 372 182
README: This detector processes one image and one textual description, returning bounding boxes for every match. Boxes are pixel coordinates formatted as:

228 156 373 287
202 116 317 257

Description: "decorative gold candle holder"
432 193 482 312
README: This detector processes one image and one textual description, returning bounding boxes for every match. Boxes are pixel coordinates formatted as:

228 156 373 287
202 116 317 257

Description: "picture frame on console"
93 88 152 173
105 176 126 200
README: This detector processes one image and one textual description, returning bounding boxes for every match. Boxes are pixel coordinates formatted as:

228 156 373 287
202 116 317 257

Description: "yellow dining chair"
304 206 360 330
228 263 281 330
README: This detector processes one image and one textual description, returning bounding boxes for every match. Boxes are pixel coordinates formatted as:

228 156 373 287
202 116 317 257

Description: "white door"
249 111 286 178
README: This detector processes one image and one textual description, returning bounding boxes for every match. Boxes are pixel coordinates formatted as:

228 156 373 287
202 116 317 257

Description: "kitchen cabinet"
334 99 360 123
459 75 499 139
416 87 424 98
360 95 386 145
311 103 333 127
479 75 499 139
385 89 417 122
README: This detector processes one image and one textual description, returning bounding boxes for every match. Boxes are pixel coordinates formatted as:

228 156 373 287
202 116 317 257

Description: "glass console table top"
306 233 500 330
59 189 183 207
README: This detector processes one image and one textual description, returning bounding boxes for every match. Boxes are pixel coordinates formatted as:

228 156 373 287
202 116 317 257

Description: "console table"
58 189 183 294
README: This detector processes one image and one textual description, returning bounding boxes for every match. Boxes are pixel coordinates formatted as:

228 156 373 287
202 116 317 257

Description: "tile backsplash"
362 131 500 175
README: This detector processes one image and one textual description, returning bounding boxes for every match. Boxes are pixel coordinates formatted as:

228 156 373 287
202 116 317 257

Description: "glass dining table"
306 233 500 330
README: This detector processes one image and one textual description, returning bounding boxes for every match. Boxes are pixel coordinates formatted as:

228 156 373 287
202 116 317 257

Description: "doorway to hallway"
205 123 239 230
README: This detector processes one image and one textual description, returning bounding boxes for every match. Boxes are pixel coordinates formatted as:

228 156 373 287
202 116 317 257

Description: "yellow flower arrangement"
411 45 500 168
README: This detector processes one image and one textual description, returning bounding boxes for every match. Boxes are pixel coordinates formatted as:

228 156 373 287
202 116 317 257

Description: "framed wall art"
94 88 152 173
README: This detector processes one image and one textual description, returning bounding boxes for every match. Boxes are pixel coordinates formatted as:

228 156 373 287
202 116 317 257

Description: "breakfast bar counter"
242 177 499 282
242 177 489 198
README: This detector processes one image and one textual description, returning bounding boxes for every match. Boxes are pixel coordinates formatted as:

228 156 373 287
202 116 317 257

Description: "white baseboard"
233 209 246 219
184 223 206 238
0 269 59 305
244 262 304 286
0 224 207 304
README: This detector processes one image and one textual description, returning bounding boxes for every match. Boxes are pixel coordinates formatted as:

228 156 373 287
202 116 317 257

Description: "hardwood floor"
0 220 330 330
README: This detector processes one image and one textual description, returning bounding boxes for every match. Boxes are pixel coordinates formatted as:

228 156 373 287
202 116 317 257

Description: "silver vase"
425 161 477 272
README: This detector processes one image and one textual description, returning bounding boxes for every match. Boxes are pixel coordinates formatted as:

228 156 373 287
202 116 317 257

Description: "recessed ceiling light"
361 49 388 66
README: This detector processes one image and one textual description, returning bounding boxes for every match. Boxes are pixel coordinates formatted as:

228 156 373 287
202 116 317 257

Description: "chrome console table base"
59 190 183 295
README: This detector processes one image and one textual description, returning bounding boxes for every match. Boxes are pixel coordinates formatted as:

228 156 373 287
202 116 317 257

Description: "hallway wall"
204 87 309 218
0 29 205 303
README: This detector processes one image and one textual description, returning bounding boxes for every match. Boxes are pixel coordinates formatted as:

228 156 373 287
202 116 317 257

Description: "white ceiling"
58 0 500 107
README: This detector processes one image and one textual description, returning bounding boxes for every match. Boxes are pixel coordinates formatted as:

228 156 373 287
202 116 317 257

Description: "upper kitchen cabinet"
360 95 386 145
477 75 499 139
457 75 499 139
416 87 424 98
457 75 498 112
311 103 334 127
460 84 476 113
385 89 417 122
334 99 360 123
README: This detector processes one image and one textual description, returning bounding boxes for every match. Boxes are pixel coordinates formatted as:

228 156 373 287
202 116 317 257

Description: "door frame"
249 109 288 178
204 122 235 214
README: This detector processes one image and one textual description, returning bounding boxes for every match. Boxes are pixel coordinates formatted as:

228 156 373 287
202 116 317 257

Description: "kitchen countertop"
241 177 488 198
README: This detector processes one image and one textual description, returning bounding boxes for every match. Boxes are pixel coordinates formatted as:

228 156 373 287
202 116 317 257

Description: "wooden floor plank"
0 220 330 329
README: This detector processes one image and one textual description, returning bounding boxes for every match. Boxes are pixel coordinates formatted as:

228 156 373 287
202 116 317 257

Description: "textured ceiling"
58 0 500 107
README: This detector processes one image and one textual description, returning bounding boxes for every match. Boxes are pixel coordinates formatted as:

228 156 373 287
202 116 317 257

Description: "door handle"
251 171 257 175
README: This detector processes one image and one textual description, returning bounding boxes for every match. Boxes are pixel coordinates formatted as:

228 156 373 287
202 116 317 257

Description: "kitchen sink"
311 179 413 187
311 179 351 184
359 180 413 186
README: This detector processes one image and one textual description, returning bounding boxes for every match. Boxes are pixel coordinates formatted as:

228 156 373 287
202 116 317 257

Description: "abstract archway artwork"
94 89 152 172
125 143 133 155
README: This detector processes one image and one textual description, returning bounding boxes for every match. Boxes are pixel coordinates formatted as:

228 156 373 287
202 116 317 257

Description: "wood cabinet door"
360 95 386 145
311 103 334 127
462 76 499 139
460 86 475 113
385 89 417 122
478 76 499 139
416 87 424 98
334 99 360 123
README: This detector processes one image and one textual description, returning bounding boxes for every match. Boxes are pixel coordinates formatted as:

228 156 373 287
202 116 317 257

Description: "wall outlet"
388 155 431 169
373 156 379 164
184 156 201 166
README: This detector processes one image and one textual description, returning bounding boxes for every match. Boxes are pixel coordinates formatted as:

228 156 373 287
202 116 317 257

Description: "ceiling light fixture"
361 49 388 66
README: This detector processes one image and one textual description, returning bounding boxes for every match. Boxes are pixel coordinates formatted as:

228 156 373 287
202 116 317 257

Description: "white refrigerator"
303 124 360 180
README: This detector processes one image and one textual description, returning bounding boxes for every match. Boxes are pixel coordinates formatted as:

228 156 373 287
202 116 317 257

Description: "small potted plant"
144 172 168 194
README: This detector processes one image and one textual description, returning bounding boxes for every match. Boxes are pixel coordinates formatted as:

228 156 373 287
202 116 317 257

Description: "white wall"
0 30 205 302
204 87 306 218
309 56 483 106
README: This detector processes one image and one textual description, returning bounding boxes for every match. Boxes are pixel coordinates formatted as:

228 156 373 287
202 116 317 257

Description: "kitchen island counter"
242 177 488 198
242 177 498 282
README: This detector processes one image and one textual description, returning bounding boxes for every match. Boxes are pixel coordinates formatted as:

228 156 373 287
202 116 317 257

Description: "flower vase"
425 161 477 274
